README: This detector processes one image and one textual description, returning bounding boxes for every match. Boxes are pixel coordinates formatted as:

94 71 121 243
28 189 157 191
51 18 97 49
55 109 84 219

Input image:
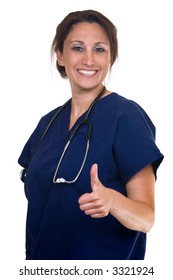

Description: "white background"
0 0 172 279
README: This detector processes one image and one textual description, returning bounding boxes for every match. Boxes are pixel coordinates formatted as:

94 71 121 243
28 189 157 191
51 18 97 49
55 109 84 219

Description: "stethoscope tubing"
20 86 106 184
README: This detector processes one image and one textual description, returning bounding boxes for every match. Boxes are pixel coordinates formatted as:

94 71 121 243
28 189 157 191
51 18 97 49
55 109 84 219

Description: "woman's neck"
69 86 110 129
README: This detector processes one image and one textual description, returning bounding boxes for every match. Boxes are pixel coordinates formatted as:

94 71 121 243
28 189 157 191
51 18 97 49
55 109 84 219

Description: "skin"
56 22 111 128
79 164 155 233
56 22 155 233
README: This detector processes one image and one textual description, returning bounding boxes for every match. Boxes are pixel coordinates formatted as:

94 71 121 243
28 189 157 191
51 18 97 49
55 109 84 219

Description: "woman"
18 9 164 260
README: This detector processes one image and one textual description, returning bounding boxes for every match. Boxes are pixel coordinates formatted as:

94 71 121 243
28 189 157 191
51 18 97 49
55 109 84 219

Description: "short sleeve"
113 101 164 185
18 118 44 168
18 107 59 168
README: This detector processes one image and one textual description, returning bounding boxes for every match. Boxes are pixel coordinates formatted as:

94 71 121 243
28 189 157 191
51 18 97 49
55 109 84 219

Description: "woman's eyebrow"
69 40 109 45
69 40 84 44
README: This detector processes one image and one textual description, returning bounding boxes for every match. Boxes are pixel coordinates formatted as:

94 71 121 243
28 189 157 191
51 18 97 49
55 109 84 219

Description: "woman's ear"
56 50 64 66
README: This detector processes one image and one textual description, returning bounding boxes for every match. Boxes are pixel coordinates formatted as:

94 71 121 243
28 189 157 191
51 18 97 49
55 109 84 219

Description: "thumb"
90 163 100 191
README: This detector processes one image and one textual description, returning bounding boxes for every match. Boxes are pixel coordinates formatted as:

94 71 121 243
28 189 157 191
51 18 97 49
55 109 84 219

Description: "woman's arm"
78 164 155 233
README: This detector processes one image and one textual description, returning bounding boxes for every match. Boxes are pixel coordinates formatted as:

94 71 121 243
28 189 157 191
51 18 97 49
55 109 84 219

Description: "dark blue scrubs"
18 92 163 260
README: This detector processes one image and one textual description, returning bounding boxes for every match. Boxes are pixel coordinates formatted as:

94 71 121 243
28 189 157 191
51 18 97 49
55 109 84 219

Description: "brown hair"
51 9 118 78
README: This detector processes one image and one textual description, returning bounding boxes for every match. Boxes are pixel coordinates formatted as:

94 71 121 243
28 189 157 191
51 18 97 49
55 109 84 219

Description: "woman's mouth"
78 70 97 76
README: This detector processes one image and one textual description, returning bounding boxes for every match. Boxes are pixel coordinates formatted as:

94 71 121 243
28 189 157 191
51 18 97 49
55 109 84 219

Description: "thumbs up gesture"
78 164 114 218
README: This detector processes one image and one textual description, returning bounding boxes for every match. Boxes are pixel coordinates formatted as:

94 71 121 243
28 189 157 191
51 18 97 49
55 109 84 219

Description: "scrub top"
18 92 164 260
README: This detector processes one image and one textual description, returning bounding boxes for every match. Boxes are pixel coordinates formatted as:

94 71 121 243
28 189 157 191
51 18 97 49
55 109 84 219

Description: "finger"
90 163 100 191
78 193 91 205
86 208 108 218
79 202 100 211
91 213 108 218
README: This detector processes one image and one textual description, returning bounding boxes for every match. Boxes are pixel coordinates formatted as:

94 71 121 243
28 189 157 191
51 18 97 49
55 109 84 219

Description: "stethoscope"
20 86 106 184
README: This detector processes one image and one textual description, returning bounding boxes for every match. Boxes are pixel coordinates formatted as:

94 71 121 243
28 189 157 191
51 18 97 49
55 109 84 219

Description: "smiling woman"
55 21 112 127
18 9 164 260
56 23 110 94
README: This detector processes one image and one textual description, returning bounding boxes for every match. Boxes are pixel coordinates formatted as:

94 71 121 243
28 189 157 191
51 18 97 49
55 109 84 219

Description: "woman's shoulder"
107 92 147 115
107 92 155 130
41 105 62 122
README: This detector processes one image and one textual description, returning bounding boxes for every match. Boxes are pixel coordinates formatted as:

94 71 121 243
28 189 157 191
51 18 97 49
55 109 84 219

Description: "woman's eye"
94 47 105 52
72 46 84 52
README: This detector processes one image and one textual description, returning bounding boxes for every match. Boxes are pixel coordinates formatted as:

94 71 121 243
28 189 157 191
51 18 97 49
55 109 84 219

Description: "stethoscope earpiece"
20 168 27 183
56 178 66 183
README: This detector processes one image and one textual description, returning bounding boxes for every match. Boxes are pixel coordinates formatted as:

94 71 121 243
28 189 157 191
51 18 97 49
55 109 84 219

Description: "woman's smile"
77 69 98 77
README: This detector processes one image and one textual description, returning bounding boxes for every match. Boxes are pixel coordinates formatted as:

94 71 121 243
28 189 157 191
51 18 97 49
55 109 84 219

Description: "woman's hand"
78 164 114 218
78 163 155 233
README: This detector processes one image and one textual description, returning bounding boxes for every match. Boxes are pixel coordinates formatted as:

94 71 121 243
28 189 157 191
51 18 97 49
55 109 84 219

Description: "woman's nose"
82 51 95 66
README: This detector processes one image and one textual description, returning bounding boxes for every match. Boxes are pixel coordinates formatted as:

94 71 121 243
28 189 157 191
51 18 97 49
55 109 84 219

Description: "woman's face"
56 22 111 92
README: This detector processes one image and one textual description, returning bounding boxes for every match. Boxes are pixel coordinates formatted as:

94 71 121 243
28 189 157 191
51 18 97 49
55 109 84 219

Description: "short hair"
51 10 118 78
